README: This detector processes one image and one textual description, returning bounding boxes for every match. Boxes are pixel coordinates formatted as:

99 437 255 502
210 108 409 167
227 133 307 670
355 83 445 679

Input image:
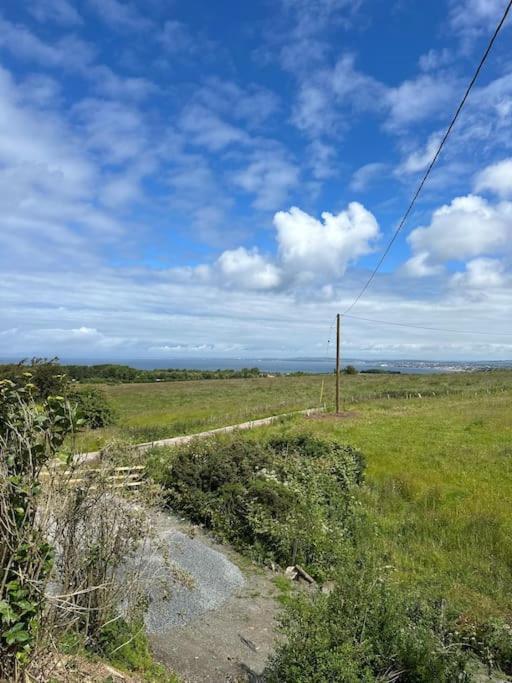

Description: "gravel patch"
136 529 245 632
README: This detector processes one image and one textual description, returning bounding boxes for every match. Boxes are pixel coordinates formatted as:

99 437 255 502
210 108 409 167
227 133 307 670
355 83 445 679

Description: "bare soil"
146 513 281 683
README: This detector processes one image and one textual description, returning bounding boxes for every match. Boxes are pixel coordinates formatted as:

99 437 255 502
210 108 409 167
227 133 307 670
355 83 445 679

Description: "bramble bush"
146 433 364 577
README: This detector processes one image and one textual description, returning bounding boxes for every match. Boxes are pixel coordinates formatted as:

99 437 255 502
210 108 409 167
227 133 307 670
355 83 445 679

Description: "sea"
41 357 512 375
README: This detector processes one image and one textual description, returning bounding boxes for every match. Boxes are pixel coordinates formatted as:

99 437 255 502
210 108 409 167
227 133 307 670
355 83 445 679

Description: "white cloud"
159 20 194 53
0 16 95 69
89 65 156 100
72 98 148 163
451 257 507 288
292 81 334 136
216 247 282 290
0 67 95 196
450 0 509 38
402 252 443 278
385 74 457 129
350 162 387 191
397 131 442 175
87 0 153 31
307 140 336 180
274 202 379 279
331 54 385 109
193 78 279 128
408 194 512 262
474 158 512 198
418 48 454 72
291 54 384 137
232 148 299 210
29 0 83 25
180 105 249 151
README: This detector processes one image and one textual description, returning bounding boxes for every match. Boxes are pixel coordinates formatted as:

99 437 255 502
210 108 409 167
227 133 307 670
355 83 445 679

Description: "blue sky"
1 0 512 360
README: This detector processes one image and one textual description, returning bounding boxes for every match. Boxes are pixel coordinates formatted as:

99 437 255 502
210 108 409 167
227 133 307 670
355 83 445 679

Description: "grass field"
285 390 512 621
73 369 512 452
72 369 512 623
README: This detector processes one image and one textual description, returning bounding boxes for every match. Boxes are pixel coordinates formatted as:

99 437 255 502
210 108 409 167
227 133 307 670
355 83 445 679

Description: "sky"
1 0 512 361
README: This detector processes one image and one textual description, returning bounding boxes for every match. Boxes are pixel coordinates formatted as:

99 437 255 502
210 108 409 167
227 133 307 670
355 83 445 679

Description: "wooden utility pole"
335 313 340 414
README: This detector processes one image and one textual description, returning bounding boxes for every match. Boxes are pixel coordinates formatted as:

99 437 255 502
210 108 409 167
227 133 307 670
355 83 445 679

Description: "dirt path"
138 511 281 682
75 407 323 464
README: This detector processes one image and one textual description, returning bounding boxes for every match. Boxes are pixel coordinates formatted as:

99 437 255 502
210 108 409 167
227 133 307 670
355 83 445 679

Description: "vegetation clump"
267 552 470 682
147 433 364 577
67 386 116 429
0 377 76 680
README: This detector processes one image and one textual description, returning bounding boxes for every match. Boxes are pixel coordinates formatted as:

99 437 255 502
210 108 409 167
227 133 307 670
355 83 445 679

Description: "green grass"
73 369 512 621
268 387 512 621
72 369 512 452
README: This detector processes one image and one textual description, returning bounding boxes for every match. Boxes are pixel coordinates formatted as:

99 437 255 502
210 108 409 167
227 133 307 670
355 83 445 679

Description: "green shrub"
68 387 115 429
266 553 471 682
146 433 364 576
1 379 76 679
0 358 67 399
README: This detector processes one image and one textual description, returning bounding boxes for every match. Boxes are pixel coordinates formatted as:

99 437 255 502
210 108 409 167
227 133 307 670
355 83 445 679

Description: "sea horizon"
3 356 512 375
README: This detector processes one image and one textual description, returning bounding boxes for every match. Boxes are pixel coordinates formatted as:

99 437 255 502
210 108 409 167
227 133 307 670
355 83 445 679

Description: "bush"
344 365 359 375
68 387 115 429
266 552 471 682
0 358 67 399
146 433 364 576
0 379 76 680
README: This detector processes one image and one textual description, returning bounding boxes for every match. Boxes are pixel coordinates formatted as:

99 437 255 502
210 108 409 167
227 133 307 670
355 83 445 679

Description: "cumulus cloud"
408 194 512 263
451 257 507 288
208 201 380 291
216 247 282 290
474 158 512 198
274 202 379 279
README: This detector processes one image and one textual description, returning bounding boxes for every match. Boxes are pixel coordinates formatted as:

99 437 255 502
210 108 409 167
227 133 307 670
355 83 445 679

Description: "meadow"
72 369 512 677
73 369 511 452
72 369 512 621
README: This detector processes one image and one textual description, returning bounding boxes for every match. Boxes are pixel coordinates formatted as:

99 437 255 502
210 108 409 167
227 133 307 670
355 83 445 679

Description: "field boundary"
74 406 324 463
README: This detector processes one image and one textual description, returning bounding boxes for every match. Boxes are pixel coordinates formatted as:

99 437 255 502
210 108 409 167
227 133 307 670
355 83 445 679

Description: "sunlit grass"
73 370 512 452
73 370 512 625
269 388 512 620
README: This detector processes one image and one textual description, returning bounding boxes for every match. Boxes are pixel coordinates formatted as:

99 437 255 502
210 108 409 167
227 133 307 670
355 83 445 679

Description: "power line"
343 0 512 315
343 313 512 338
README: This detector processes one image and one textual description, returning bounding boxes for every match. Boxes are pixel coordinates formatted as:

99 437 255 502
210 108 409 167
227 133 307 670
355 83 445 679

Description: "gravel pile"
136 529 245 633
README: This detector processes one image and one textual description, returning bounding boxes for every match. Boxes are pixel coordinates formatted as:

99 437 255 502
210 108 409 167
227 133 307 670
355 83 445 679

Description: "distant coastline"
3 357 512 375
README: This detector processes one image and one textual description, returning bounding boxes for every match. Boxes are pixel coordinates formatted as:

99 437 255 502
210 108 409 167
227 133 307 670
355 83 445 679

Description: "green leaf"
0 600 16 624
4 622 32 645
